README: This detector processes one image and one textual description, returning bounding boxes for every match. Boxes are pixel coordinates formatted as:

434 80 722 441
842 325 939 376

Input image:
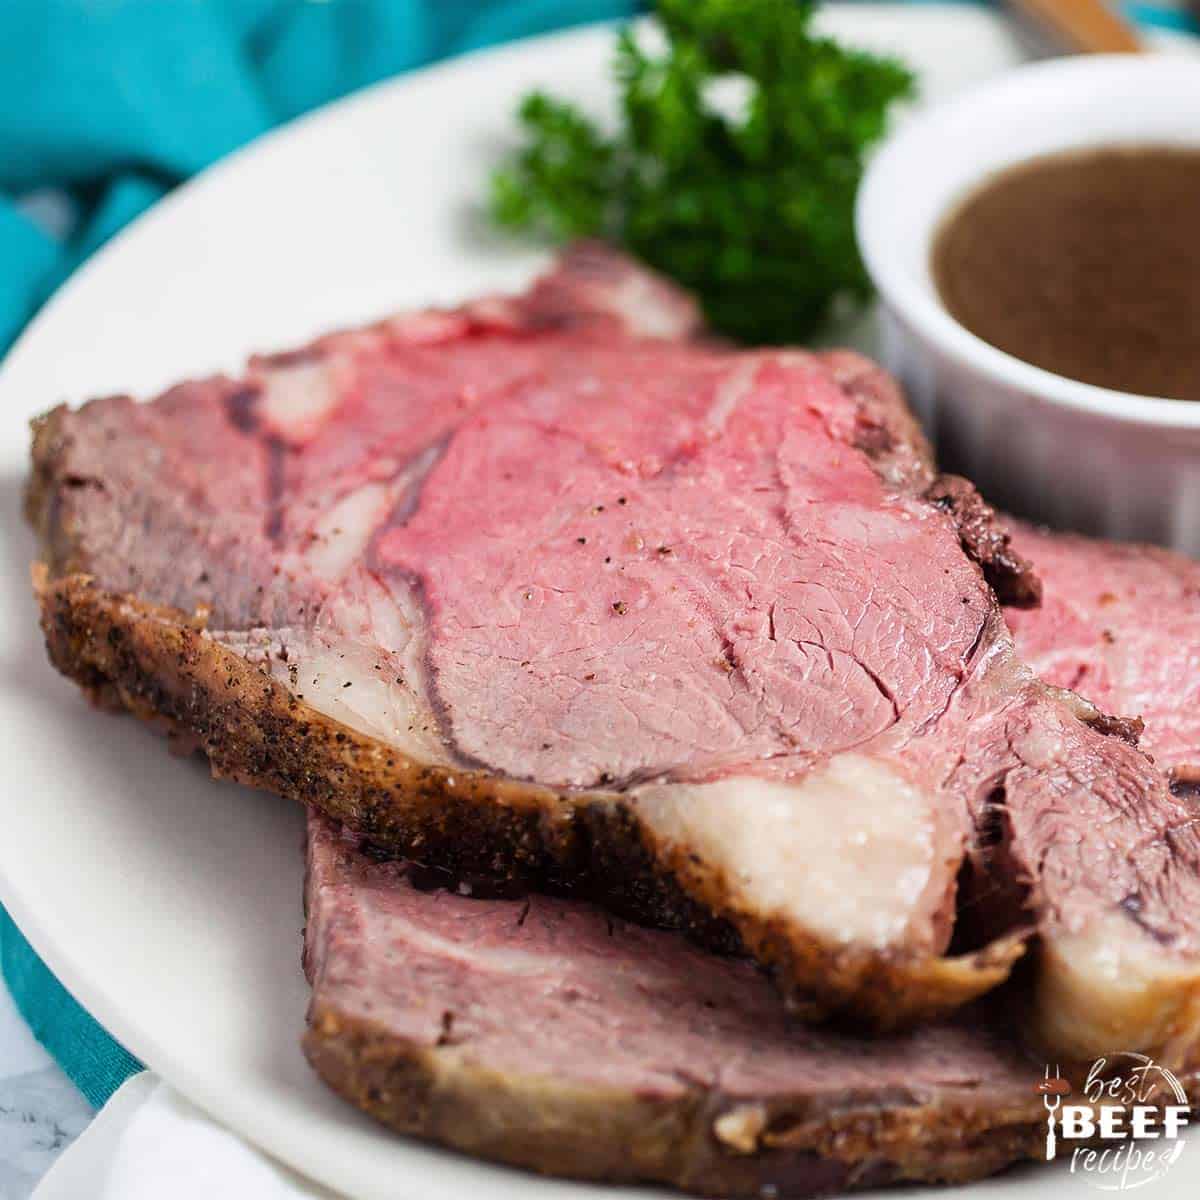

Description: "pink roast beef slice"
304 512 1200 1196
1006 519 1200 783
302 810 1055 1199
28 245 1200 1057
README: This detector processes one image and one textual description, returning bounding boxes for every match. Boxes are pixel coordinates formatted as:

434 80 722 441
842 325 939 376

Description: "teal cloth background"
1 0 1197 1114
0 0 642 354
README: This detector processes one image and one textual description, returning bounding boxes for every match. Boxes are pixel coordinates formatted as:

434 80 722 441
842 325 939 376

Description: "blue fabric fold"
0 0 641 352
0 906 142 1108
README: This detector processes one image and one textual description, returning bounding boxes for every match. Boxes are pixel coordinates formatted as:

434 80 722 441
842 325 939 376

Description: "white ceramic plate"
1 7 1196 1198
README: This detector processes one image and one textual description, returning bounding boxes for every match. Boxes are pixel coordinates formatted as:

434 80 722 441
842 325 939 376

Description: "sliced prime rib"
28 245 1200 1058
1006 520 1200 784
303 524 1200 1196
304 811 1200 1196
304 811 1052 1197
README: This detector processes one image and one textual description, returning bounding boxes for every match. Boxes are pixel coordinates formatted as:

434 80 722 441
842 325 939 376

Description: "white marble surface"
0 981 92 1200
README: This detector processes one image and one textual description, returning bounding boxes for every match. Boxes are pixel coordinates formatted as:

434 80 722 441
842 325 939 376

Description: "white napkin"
33 1074 338 1199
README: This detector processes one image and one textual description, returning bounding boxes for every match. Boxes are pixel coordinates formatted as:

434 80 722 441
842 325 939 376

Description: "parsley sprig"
490 0 914 343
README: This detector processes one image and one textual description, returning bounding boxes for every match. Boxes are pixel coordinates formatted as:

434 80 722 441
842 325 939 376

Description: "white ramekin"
856 55 1200 552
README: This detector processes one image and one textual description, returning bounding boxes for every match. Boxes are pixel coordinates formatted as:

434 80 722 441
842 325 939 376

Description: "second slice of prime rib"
303 526 1200 1197
28 246 1200 1059
1007 520 1200 785
303 812 1045 1198
303 811 1198 1198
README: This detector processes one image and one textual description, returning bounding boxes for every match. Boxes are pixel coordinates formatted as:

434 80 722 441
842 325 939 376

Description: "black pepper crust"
27 571 1059 1198
925 477 1042 609
301 819 1200 1200
28 563 1071 1198
33 568 1026 1031
27 385 1041 1031
301 1003 1057 1199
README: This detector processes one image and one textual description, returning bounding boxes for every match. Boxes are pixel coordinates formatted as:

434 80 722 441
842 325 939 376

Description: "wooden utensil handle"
1008 0 1143 53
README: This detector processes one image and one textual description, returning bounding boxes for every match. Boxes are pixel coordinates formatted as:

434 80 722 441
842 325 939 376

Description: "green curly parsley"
489 0 914 343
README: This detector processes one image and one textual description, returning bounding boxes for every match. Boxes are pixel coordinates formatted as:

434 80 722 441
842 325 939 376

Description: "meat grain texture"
302 524 1200 1198
303 811 1048 1198
1007 520 1200 783
27 246 1200 1067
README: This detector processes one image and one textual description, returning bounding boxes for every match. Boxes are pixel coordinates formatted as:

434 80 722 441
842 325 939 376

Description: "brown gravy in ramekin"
932 146 1200 400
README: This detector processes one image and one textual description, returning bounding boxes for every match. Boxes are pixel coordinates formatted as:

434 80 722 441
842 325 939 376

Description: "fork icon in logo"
1042 1065 1065 1161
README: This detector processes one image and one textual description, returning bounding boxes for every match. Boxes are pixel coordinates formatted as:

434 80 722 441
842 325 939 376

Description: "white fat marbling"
630 755 953 951
256 360 342 446
1035 911 1200 1069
